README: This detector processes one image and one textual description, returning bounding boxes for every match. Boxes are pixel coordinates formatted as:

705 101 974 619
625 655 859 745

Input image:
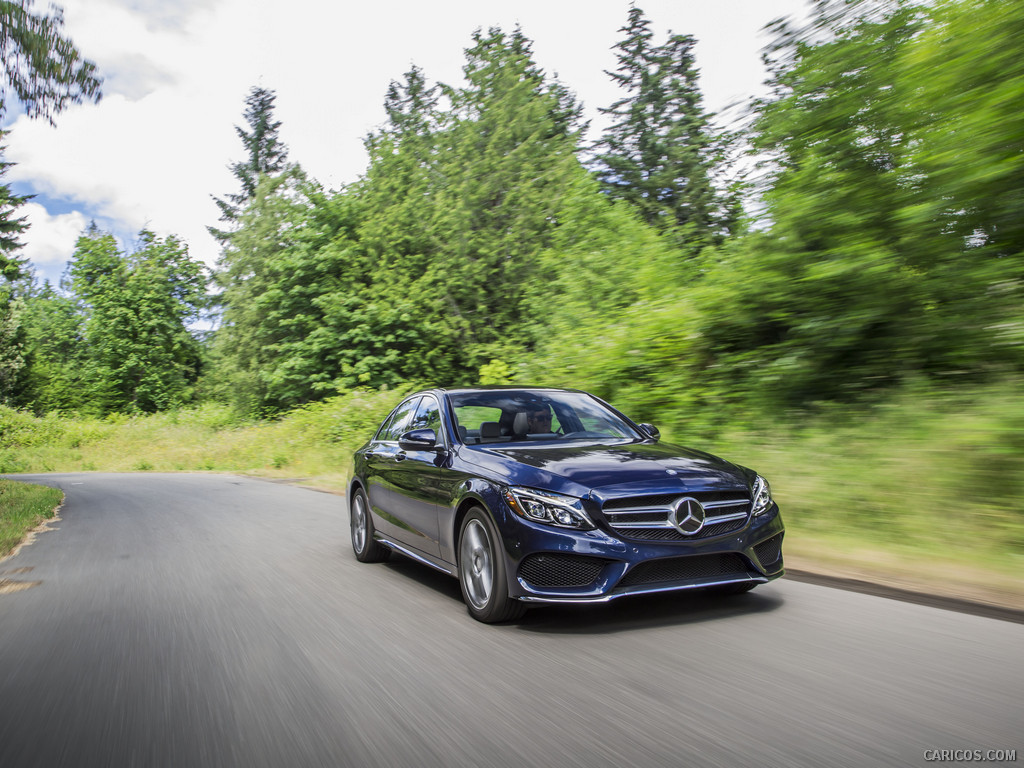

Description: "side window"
378 397 421 442
409 396 442 435
375 409 398 440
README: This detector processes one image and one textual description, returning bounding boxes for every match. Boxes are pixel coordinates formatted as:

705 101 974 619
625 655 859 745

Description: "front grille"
615 517 746 542
619 553 749 587
603 494 681 511
601 490 751 542
753 533 784 567
518 553 609 588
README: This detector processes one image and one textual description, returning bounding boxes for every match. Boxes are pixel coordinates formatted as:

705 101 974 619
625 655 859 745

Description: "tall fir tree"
209 86 289 242
0 0 102 123
595 5 721 248
0 131 30 281
210 167 356 413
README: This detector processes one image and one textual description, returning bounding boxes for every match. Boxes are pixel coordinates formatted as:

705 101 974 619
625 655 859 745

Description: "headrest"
513 411 529 435
480 421 501 438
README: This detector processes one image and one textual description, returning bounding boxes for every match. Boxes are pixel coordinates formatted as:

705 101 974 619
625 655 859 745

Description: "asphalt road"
1 473 1020 768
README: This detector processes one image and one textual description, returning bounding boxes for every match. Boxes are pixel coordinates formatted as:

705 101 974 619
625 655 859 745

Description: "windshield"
448 390 642 445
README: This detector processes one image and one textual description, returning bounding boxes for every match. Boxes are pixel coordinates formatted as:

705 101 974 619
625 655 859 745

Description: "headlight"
503 487 595 530
752 475 773 516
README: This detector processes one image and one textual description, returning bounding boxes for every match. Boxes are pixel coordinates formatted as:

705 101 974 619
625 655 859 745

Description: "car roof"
435 385 584 395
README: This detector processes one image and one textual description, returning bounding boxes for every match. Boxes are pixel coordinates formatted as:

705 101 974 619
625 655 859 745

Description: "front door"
364 396 421 538
387 395 445 557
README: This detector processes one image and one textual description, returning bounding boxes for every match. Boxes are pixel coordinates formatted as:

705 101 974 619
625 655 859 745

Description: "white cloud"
19 203 88 271
5 0 808 279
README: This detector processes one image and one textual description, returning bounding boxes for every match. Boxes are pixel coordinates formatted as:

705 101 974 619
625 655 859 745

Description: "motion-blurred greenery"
2 378 1022 593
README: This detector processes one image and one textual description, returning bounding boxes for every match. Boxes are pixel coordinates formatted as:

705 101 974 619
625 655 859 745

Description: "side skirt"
376 534 457 577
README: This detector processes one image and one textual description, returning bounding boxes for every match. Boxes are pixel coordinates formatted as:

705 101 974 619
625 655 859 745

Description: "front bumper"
503 504 785 603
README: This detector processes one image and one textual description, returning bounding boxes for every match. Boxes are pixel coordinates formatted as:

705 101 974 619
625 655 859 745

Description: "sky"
5 0 809 286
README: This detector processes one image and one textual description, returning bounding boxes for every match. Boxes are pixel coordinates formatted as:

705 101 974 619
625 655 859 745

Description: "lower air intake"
518 553 609 588
619 553 749 587
753 533 784 567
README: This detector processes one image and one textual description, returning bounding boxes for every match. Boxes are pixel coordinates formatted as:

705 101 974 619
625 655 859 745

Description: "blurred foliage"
3 0 1021 461
525 0 1024 422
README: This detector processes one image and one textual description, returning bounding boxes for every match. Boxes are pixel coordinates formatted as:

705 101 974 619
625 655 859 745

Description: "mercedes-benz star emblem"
669 497 706 536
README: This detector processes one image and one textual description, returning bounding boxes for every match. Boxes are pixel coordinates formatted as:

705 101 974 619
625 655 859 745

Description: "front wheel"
458 508 526 623
350 488 390 563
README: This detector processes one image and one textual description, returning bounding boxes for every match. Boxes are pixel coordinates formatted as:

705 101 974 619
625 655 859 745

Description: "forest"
0 0 1022 582
2 0 1021 424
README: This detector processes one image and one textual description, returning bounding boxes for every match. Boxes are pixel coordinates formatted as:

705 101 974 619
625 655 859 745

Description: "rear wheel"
458 508 526 623
350 488 390 563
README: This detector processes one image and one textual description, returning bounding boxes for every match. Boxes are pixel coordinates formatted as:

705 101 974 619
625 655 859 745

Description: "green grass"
0 388 407 490
0 480 64 557
2 381 1022 601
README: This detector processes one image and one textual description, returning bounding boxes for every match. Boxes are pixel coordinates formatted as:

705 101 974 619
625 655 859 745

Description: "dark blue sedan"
349 387 784 622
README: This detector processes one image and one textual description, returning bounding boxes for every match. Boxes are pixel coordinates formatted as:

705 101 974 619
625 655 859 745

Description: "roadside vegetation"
0 479 62 557
1 1 1022 598
2 379 1022 597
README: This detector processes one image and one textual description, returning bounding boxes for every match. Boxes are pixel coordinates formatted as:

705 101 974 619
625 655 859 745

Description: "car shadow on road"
378 552 784 633
380 557 465 603
511 588 785 635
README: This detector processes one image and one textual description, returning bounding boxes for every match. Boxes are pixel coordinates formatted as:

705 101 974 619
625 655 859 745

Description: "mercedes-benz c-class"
349 387 784 622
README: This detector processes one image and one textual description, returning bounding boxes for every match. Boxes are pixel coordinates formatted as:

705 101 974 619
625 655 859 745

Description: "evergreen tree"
595 6 722 247
0 282 24 402
0 1 101 406
1 0 101 283
354 27 587 383
0 0 101 124
211 167 357 413
209 86 289 242
13 280 88 412
0 131 29 281
68 227 207 414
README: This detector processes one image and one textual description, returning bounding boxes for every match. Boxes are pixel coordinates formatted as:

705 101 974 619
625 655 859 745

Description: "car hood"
457 439 753 499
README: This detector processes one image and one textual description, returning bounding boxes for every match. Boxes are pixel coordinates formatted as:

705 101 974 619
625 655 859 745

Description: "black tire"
350 488 391 563
458 507 526 623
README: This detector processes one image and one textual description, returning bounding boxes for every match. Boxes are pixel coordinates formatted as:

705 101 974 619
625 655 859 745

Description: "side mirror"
638 423 660 441
398 428 441 451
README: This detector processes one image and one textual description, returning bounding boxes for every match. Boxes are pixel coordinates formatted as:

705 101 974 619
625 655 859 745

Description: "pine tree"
0 0 102 124
209 86 289 242
0 0 101 281
0 132 30 281
595 6 721 247
210 167 349 413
